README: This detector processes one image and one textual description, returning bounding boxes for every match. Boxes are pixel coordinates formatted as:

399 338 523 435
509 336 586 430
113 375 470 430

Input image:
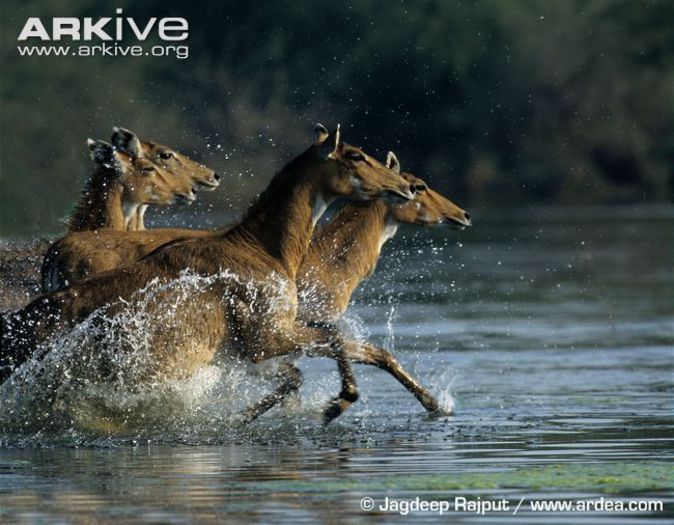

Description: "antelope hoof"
322 400 344 425
238 408 260 425
322 388 358 424
426 405 454 419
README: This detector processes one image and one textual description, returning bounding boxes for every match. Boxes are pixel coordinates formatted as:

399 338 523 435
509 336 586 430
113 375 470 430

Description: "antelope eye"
347 152 365 161
159 151 174 160
142 166 156 174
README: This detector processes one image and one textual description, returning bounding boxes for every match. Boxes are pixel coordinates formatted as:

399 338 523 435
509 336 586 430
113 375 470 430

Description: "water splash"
421 360 456 415
0 269 299 443
0 243 457 446
384 299 397 352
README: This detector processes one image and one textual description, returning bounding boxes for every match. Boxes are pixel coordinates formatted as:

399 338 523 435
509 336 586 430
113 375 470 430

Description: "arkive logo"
18 8 188 41
16 8 190 59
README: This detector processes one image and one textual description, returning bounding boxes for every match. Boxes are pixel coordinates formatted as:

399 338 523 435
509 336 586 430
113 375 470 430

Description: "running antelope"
41 127 219 291
1 125 415 425
37 155 462 294
68 140 196 233
37 150 469 417
111 127 220 230
298 151 471 321
295 152 471 414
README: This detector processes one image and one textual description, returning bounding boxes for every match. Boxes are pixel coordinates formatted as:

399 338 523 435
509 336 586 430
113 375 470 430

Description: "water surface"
0 205 672 523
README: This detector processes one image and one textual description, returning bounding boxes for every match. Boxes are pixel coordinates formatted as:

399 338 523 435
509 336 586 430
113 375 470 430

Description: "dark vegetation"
1 0 672 235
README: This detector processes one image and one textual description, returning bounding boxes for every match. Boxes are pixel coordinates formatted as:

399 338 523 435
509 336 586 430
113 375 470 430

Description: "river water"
0 205 672 523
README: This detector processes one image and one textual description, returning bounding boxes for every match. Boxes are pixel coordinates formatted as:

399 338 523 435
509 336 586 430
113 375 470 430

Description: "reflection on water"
0 205 672 523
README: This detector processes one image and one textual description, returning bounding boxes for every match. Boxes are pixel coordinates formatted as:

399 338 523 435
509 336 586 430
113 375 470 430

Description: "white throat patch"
122 201 139 229
312 193 333 226
379 216 399 251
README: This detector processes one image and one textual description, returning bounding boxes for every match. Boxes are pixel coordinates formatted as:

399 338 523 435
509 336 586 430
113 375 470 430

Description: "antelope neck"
99 183 126 230
235 166 332 279
69 171 126 232
312 200 391 270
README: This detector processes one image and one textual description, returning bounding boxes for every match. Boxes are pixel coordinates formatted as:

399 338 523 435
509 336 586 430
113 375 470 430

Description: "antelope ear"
313 123 329 145
111 126 142 158
88 139 115 167
327 124 342 159
386 151 401 174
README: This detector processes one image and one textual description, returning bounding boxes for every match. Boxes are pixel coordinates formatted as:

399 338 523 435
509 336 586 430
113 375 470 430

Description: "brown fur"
141 140 220 191
40 228 217 292
39 141 424 293
68 149 194 233
67 163 126 232
297 172 470 322
129 137 220 230
2 129 415 400
44 136 207 290
289 167 469 419
40 168 467 313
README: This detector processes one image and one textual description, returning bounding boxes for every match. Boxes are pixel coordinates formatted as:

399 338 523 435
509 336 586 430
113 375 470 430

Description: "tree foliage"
1 0 672 235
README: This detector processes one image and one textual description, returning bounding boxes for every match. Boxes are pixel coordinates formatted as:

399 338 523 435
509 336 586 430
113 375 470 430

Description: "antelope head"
89 137 196 208
112 126 221 192
386 152 471 229
110 127 197 205
312 124 416 203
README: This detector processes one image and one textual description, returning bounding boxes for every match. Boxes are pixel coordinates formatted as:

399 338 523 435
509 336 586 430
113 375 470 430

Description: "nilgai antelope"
298 151 471 321
36 154 462 297
41 129 220 292
35 154 469 416
111 127 221 231
35 149 468 416
68 140 196 233
295 152 471 413
1 125 415 424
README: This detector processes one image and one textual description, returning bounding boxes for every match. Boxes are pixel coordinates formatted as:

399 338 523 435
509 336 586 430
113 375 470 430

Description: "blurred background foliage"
1 0 672 236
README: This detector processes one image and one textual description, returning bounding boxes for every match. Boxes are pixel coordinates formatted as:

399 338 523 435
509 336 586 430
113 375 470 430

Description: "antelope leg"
322 344 359 424
240 322 361 423
239 362 303 424
344 342 446 415
309 340 445 414
300 324 440 418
